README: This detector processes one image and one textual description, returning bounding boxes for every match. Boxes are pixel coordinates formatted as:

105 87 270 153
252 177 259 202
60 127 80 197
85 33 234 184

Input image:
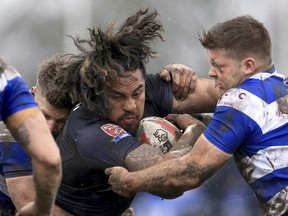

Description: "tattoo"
173 103 197 115
140 156 221 198
124 144 164 171
10 123 31 147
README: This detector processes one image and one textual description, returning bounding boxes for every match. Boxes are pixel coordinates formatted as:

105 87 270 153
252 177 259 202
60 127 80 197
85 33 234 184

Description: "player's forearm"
170 123 205 157
6 176 35 210
32 154 62 213
173 79 223 114
123 157 200 198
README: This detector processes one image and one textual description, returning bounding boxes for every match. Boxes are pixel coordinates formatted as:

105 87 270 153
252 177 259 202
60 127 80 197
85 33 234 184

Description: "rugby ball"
137 116 182 154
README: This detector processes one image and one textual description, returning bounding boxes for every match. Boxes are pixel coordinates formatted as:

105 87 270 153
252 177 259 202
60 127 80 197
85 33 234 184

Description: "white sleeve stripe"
240 146 288 183
218 89 288 134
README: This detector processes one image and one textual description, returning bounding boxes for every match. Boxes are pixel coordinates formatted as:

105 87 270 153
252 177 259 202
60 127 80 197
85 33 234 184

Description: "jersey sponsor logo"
101 123 131 143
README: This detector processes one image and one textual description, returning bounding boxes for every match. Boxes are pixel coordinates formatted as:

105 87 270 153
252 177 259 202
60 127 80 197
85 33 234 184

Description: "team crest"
101 123 131 143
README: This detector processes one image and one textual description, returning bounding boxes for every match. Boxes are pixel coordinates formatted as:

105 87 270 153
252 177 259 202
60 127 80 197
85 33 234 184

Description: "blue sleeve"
0 142 32 178
204 89 261 154
204 106 248 154
1 75 37 122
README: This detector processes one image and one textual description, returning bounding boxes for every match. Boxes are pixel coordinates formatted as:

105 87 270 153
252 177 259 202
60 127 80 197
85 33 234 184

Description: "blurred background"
1 0 287 215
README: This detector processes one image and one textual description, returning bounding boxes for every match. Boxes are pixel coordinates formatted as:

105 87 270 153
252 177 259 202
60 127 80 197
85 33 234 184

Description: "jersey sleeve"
1 69 37 122
76 123 142 169
204 88 260 154
144 74 173 117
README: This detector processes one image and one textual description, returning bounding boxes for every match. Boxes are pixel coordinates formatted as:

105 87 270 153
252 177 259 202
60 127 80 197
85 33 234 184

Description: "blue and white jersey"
0 59 36 211
204 66 288 215
0 60 37 122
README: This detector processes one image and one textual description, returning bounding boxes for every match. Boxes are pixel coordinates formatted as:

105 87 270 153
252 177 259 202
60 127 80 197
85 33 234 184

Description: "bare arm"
124 114 206 171
6 176 35 210
173 78 223 114
7 108 62 216
124 144 177 172
160 63 224 113
105 134 232 198
6 176 71 216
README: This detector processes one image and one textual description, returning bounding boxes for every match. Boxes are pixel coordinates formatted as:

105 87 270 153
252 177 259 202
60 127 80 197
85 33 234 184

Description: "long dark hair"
66 8 164 116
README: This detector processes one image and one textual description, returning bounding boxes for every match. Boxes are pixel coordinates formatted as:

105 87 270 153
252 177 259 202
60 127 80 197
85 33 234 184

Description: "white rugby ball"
137 116 182 154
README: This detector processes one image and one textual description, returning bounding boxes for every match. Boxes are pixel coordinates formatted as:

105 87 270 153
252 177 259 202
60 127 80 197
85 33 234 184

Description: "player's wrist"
125 172 143 195
183 123 205 135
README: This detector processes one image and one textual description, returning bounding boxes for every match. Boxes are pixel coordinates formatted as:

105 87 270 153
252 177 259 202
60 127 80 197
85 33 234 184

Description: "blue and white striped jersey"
204 66 288 215
0 59 36 211
0 60 37 122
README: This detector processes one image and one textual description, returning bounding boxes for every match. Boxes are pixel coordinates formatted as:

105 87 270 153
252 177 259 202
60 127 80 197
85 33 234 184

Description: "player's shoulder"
0 59 21 82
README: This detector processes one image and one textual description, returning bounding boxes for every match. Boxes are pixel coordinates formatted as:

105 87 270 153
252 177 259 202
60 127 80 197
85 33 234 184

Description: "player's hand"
16 202 52 216
159 63 197 101
105 167 135 197
165 113 204 130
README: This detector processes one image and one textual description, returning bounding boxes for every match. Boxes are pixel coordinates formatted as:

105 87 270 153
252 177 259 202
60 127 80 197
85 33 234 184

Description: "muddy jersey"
55 74 173 216
0 60 36 210
0 60 37 122
0 122 32 210
204 66 288 215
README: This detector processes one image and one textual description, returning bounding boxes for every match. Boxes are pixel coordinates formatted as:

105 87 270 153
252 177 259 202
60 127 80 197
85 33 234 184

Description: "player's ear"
242 58 256 75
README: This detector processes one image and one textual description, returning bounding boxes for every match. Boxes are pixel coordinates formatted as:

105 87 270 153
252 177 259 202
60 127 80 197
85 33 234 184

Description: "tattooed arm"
165 113 206 157
123 114 206 171
6 107 62 216
159 63 223 113
106 134 232 198
172 78 223 114
124 144 177 172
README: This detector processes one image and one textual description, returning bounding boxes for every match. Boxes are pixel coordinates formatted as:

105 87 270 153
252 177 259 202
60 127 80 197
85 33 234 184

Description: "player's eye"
108 94 122 100
133 89 144 98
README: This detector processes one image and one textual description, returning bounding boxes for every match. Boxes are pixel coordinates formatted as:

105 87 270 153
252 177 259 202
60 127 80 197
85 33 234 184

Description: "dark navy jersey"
143 73 173 118
55 74 173 215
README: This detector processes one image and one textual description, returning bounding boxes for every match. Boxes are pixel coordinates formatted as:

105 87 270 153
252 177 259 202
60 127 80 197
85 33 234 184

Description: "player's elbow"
33 147 62 174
